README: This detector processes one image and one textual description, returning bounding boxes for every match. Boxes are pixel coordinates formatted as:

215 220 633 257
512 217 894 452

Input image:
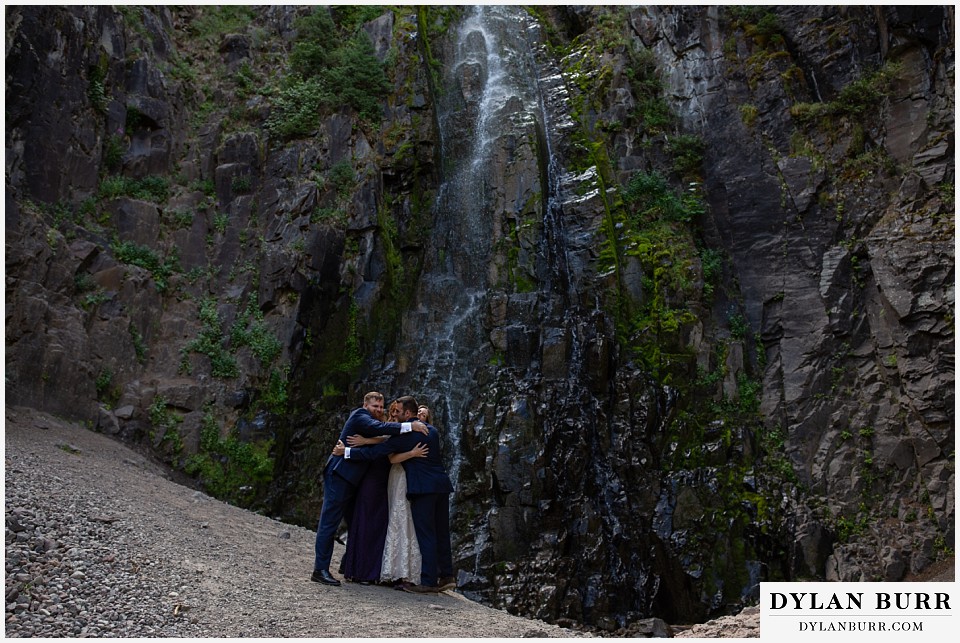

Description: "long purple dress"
341 457 390 582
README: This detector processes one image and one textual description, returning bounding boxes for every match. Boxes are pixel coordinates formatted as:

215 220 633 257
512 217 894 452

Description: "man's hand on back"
412 421 428 435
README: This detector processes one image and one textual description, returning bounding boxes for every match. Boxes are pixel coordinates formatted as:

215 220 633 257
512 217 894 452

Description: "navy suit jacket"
346 422 453 495
325 408 408 486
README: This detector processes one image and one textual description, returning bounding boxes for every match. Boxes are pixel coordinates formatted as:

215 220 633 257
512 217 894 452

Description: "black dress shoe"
403 583 440 594
311 570 341 586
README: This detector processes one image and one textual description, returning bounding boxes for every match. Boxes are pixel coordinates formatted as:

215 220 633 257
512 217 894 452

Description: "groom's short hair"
363 391 384 405
396 395 419 417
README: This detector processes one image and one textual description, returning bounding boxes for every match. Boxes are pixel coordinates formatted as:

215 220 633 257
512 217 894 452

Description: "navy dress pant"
408 493 453 586
313 469 356 573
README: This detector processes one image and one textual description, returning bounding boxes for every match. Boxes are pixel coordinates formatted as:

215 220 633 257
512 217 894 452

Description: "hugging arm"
342 440 399 462
350 413 429 437
330 435 385 456
388 442 429 463
343 431 424 461
346 434 389 447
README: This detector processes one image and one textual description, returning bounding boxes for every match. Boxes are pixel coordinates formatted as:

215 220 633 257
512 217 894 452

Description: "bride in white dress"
380 452 423 585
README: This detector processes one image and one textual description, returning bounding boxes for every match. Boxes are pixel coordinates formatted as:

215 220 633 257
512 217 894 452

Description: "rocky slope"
5 4 954 630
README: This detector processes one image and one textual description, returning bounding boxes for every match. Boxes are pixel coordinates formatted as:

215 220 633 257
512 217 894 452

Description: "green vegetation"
94 368 119 406
74 272 96 294
321 33 392 122
187 5 256 44
88 56 109 113
625 47 673 135
181 298 239 378
725 6 785 47
233 62 257 99
289 9 339 77
791 62 902 125
265 77 327 139
167 208 194 229
938 182 954 206
739 103 760 127
213 212 228 235
99 175 170 203
699 247 723 297
184 405 274 507
166 54 197 84
623 171 705 225
111 240 179 292
834 509 871 543
192 178 216 197
416 6 464 91
727 308 749 340
115 6 150 41
311 206 346 224
328 161 356 198
338 300 364 374
376 205 406 304
266 6 391 138
331 5 386 33
666 134 706 178
261 366 290 415
129 323 147 364
80 288 109 310
231 174 252 194
230 294 283 366
103 133 126 172
125 106 151 131
148 396 184 454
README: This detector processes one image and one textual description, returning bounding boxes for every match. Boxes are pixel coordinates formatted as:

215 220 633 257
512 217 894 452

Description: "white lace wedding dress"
380 464 422 583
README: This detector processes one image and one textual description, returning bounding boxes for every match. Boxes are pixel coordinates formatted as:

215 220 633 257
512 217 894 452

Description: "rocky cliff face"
5 5 954 632
632 4 954 583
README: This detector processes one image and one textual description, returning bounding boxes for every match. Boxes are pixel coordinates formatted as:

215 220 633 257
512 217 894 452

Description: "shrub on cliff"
269 7 390 137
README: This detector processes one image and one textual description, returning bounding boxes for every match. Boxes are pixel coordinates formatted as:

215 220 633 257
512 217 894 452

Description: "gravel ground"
4 406 584 638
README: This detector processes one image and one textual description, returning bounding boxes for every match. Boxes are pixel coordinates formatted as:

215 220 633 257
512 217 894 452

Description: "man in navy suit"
339 396 454 593
311 391 428 586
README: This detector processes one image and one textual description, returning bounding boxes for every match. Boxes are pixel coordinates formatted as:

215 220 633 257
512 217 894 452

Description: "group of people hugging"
311 392 456 594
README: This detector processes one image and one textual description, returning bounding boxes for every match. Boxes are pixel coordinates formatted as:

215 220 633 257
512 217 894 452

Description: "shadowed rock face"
631 5 954 584
5 4 953 631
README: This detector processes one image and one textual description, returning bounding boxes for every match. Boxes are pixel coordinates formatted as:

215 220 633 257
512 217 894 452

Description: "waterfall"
402 6 565 493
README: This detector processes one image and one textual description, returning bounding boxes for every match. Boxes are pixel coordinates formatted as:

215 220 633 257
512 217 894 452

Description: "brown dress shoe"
403 583 440 594
439 576 456 590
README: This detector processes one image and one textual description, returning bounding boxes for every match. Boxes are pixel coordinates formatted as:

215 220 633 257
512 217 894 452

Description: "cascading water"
399 6 559 491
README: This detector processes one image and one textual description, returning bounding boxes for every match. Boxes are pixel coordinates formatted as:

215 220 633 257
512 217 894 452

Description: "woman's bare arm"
346 434 389 447
388 442 429 463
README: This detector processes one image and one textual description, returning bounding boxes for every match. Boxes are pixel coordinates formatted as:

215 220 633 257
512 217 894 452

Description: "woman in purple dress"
340 451 391 583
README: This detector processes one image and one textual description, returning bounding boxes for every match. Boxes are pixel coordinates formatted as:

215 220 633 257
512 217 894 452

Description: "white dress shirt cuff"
401 422 412 433
344 447 352 458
